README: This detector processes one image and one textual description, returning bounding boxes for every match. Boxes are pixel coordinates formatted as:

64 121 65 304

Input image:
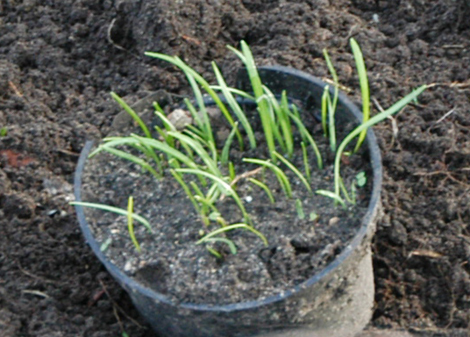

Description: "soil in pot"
78 87 374 306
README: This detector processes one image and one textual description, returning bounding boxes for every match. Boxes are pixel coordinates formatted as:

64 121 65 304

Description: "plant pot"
74 66 382 337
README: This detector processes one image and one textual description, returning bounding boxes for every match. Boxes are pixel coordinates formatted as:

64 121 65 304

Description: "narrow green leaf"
295 199 305 220
301 142 311 182
127 196 141 252
228 42 276 160
70 201 152 232
199 237 237 255
350 38 370 153
315 190 347 209
111 92 151 138
289 107 323 169
221 122 239 164
197 223 268 247
175 168 250 224
144 52 243 146
213 62 256 149
243 158 292 198
249 178 275 204
273 151 312 193
334 85 427 197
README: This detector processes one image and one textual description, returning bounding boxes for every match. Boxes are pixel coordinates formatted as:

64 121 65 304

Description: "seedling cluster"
72 39 426 257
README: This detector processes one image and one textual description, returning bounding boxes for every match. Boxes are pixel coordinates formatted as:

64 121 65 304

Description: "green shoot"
127 196 141 252
295 199 305 220
71 201 152 232
243 158 292 198
289 106 323 169
175 168 250 224
208 212 228 227
111 92 151 139
350 38 370 153
197 223 268 247
221 122 239 164
170 170 205 224
201 237 237 255
301 142 311 182
280 91 294 159
350 183 357 205
262 85 287 155
356 171 367 187
100 238 112 252
194 195 219 214
309 212 319 222
186 73 215 146
228 162 236 181
167 131 221 177
272 151 312 193
207 247 222 258
0 127 7 137
334 85 427 198
323 48 339 151
212 62 256 149
209 85 256 101
97 145 162 179
315 190 347 209
144 52 243 147
321 85 330 137
228 41 276 160
248 178 275 204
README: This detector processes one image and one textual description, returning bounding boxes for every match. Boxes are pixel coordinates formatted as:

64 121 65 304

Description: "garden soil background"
1 0 469 336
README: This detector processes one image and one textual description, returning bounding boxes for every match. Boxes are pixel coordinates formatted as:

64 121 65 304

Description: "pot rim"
73 65 383 313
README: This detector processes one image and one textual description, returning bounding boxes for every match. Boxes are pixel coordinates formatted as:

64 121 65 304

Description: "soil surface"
79 94 371 305
1 0 469 336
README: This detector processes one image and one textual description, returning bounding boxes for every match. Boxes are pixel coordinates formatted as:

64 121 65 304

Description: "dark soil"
1 0 469 336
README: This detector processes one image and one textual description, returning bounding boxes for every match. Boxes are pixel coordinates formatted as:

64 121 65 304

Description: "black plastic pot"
74 66 383 337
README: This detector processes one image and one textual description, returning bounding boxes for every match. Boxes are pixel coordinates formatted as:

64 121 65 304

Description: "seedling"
73 40 425 257
295 199 305 220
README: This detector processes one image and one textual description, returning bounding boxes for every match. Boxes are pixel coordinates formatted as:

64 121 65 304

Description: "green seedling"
243 158 292 198
333 84 427 200
0 127 7 137
221 122 239 164
74 39 425 259
100 238 112 252
202 237 237 255
295 199 305 220
71 201 151 231
289 106 323 169
315 190 347 209
356 171 367 187
350 38 370 153
272 151 312 193
248 178 275 204
309 212 319 222
197 223 268 247
175 168 251 224
111 92 152 138
144 52 243 149
323 48 339 152
301 142 311 182
228 41 276 160
213 62 256 149
127 196 141 252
